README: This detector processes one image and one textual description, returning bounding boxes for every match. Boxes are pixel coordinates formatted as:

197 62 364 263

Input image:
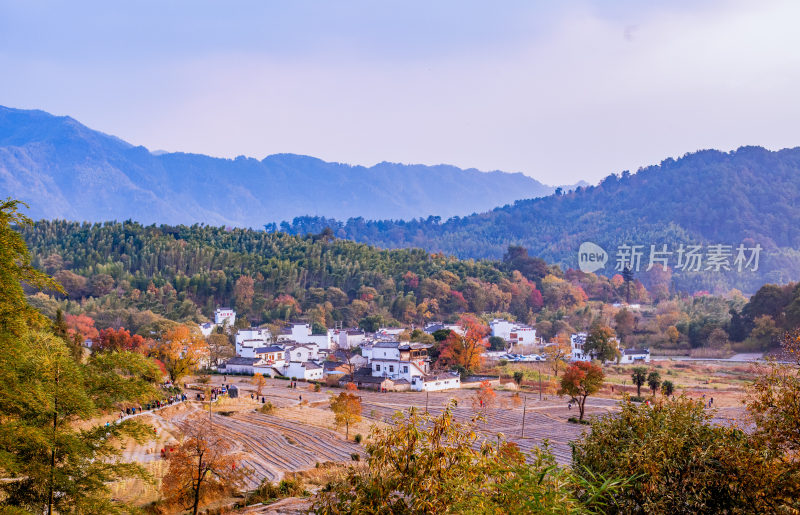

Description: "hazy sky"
2 0 799 185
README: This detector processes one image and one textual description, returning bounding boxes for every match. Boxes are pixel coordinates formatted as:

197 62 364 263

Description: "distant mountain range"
280 146 800 294
0 106 583 225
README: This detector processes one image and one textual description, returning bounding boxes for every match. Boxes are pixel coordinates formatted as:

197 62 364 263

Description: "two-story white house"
235 327 272 356
570 333 590 361
490 319 537 345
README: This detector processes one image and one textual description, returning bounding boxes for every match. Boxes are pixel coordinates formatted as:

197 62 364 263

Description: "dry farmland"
115 360 756 507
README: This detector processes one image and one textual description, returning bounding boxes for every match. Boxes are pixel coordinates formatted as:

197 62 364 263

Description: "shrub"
567 416 590 425
314 383 321 392
350 452 360 461
247 477 307 504
354 434 363 444
573 397 783 513
629 395 646 403
259 401 275 414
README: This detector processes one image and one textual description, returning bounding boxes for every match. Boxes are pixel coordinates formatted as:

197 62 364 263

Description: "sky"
2 0 800 185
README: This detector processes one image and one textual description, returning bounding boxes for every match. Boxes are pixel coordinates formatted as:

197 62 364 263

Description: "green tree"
661 380 675 397
488 335 506 351
584 324 619 363
0 199 161 513
513 371 524 386
631 366 648 397
647 371 661 396
573 397 789 513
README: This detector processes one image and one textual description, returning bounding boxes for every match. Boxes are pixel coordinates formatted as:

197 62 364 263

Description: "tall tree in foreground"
162 421 248 515
559 361 604 421
0 199 161 513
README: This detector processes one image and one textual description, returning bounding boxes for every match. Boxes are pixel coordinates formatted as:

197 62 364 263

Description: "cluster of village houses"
203 308 649 393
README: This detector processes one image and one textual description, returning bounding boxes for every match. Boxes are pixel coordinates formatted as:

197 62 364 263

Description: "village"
202 307 652 395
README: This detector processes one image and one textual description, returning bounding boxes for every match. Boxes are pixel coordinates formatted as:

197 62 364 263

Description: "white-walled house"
491 319 537 345
368 342 433 384
277 323 331 349
490 319 516 340
235 328 272 356
571 332 625 363
411 372 461 392
253 345 286 366
620 348 650 364
215 307 236 326
285 343 319 363
224 356 267 375
330 329 365 349
509 326 537 345
570 333 590 361
283 361 324 381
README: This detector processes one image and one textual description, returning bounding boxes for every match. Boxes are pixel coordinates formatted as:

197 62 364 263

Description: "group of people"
116 393 187 421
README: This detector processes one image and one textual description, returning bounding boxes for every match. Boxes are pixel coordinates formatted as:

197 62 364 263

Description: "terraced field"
170 405 363 487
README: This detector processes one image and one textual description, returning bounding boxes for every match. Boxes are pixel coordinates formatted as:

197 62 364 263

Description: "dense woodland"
280 146 800 294
17 219 800 353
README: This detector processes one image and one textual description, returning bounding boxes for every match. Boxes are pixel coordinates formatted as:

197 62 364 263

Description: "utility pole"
538 371 542 401
521 395 527 438
425 391 429 414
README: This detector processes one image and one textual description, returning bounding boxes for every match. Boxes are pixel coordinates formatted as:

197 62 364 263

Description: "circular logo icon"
578 242 607 273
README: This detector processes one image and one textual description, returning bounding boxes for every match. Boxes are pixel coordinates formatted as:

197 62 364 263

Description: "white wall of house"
371 359 425 382
570 333 590 361
283 361 324 381
215 308 236 326
490 319 515 340
510 327 537 345
411 375 461 392
619 352 650 364
285 344 319 362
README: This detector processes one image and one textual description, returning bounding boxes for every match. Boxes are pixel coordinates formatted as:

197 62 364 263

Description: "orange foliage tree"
162 422 248 515
472 380 497 412
559 362 605 421
330 390 362 439
152 325 209 382
64 313 99 341
437 314 489 374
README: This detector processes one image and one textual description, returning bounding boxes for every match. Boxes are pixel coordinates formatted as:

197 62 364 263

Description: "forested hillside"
19 219 797 355
0 105 573 225
281 146 800 294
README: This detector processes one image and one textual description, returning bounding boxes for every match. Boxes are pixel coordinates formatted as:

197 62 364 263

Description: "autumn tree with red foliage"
437 314 489 374
472 380 497 413
559 361 605 421
94 327 146 353
64 313 99 341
